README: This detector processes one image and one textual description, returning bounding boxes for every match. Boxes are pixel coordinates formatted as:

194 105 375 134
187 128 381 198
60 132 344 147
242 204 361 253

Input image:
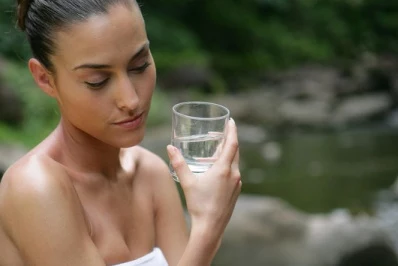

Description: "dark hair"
16 0 136 72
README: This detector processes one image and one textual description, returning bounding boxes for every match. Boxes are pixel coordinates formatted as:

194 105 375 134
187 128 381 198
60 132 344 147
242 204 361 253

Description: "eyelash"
85 62 151 89
128 62 151 73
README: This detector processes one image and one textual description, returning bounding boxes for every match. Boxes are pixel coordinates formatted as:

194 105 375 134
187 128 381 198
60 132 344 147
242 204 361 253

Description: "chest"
73 178 156 265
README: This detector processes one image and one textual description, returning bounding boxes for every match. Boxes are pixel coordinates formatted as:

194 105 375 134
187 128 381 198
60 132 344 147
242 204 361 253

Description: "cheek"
56 81 109 122
146 64 157 88
137 66 156 99
60 94 111 136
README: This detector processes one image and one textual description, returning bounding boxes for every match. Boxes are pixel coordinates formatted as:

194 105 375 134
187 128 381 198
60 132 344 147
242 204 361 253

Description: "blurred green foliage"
141 0 398 83
0 0 30 61
1 0 398 78
0 60 58 147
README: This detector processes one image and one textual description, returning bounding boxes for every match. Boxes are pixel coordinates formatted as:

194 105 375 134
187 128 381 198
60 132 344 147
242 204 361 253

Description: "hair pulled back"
16 0 31 31
16 0 135 72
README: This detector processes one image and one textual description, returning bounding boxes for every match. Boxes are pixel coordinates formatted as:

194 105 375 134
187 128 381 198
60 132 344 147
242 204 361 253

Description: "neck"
54 118 123 178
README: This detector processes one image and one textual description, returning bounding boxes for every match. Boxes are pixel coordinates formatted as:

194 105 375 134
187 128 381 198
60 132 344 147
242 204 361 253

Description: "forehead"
52 4 147 68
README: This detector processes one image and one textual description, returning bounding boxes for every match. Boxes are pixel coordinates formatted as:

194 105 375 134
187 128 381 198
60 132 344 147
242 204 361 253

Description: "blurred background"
1 0 398 265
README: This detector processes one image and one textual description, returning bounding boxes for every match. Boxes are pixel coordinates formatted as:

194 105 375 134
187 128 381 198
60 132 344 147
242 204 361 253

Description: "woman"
0 0 241 265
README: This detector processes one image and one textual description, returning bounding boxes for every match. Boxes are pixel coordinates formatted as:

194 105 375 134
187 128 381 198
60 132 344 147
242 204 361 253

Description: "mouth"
113 112 144 129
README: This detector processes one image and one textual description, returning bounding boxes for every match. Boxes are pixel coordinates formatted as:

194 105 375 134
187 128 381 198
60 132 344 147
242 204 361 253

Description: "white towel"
113 248 168 266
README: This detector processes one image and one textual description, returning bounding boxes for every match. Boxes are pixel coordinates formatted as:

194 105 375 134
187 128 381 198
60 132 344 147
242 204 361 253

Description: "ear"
28 58 57 98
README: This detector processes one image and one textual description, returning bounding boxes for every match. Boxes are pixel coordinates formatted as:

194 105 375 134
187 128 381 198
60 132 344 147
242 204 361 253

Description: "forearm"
176 226 221 266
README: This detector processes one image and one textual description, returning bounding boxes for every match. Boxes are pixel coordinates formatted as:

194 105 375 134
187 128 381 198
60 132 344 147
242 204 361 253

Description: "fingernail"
167 145 176 157
230 117 235 124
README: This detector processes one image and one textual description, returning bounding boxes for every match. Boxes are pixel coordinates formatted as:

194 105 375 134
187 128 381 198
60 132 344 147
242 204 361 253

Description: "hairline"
43 1 140 75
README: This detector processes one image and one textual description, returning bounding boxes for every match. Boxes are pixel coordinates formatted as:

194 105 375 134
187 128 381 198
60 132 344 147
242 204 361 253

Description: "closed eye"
128 62 151 73
84 62 150 89
85 78 109 89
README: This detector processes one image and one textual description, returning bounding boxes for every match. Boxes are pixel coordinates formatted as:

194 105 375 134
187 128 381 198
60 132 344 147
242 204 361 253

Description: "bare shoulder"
129 146 181 210
131 146 170 180
0 154 71 199
0 154 78 233
0 154 102 265
0 156 105 265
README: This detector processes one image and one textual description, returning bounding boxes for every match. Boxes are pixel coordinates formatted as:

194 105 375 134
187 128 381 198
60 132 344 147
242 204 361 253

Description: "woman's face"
49 3 156 148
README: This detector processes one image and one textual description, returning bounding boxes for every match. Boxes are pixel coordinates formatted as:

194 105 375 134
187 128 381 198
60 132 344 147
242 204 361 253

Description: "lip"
113 113 144 129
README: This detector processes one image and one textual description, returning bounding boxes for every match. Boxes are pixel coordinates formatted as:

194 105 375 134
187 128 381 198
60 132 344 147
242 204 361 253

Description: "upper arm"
0 159 105 266
139 150 189 265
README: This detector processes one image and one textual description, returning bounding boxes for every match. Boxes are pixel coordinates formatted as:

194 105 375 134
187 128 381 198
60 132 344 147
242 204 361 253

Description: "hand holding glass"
169 102 230 182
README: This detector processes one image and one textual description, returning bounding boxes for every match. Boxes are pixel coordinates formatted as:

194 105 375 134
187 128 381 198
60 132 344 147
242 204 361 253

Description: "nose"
114 75 139 112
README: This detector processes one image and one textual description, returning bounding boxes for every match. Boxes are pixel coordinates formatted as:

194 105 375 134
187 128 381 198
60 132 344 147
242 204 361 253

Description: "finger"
218 118 239 165
167 145 194 186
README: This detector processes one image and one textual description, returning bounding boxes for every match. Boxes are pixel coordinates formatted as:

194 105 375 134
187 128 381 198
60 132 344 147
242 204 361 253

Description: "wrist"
190 221 222 254
177 226 222 266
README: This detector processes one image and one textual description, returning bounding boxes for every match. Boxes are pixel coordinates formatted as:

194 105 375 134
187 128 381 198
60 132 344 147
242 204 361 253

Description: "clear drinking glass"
169 101 230 182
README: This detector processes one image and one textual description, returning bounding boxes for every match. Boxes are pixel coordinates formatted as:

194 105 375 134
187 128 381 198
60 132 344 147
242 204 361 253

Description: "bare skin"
0 3 241 266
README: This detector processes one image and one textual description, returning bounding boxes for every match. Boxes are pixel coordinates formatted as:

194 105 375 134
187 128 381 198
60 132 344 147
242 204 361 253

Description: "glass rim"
172 101 230 121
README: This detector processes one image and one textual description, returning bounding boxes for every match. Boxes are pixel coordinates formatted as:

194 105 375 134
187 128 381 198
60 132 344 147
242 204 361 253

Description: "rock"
245 89 282 126
214 195 397 266
0 143 27 179
336 53 379 96
372 180 398 261
374 201 398 255
337 243 398 266
278 65 338 102
279 99 331 127
331 93 392 125
215 195 311 266
306 209 394 266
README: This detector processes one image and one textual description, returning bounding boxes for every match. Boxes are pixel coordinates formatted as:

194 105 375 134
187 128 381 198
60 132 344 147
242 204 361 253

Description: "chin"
116 127 146 148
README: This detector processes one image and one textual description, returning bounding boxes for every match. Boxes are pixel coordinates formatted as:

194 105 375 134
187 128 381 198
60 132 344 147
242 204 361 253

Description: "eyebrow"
73 41 150 71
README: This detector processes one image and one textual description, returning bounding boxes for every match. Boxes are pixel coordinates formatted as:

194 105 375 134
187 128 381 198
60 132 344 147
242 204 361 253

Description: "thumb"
167 145 194 186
